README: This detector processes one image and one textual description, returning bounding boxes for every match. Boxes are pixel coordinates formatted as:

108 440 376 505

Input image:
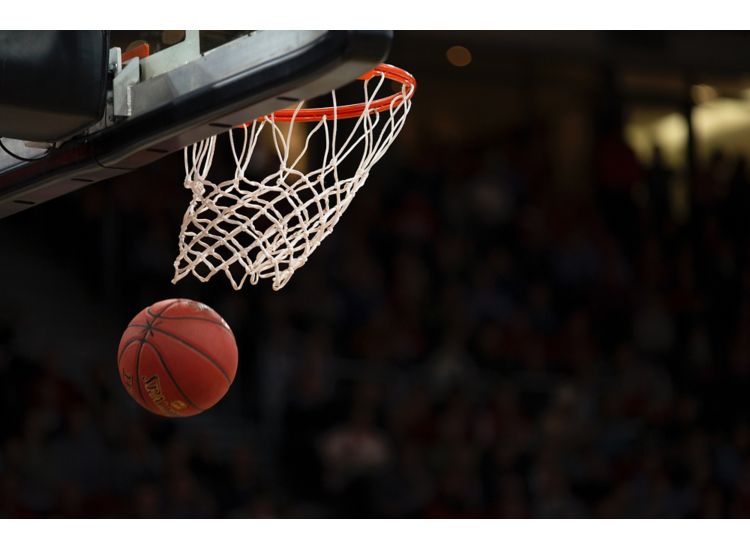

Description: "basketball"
117 298 238 417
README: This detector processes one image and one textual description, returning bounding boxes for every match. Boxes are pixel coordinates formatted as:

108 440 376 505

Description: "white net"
172 69 414 290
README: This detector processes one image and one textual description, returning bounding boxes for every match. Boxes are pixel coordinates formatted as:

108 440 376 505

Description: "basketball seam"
146 303 231 333
134 338 149 410
149 300 183 318
146 313 232 331
141 340 205 413
118 337 143 364
117 338 143 404
128 324 232 383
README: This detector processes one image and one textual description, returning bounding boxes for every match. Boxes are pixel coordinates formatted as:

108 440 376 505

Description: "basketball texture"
117 298 238 417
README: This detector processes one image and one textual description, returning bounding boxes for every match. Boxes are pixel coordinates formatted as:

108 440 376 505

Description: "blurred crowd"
3 105 750 518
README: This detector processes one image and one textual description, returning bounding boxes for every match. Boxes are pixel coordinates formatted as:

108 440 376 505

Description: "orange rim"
255 63 416 124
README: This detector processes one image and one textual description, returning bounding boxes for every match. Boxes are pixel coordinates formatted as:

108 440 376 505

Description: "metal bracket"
140 30 200 80
113 57 141 117
108 46 122 74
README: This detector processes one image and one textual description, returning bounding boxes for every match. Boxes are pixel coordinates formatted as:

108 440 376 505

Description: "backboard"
0 30 393 218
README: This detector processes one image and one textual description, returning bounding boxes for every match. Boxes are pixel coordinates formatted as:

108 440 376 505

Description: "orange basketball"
117 298 238 417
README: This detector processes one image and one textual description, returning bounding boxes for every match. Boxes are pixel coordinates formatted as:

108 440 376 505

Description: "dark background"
3 30 750 517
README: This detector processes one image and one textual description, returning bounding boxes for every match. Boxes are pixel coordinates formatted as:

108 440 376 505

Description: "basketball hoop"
172 63 416 290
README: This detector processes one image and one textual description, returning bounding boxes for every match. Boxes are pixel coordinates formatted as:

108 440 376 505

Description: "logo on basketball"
143 374 173 416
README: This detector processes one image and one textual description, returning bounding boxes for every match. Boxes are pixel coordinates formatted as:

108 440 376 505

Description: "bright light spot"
446 46 472 67
694 98 750 143
626 113 687 167
626 98 750 167
691 84 718 104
